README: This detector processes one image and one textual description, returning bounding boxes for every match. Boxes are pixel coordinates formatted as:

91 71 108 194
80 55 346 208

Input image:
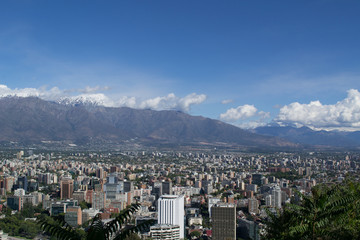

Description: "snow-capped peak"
58 93 114 107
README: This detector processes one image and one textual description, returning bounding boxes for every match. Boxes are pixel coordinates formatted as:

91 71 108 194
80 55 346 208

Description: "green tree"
21 202 35 218
38 203 154 240
263 182 360 240
79 200 91 210
190 230 202 239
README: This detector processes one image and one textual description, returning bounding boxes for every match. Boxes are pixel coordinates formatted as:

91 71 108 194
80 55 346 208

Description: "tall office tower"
104 174 122 201
202 180 213 194
162 181 172 195
212 203 236 240
92 191 106 210
4 177 15 192
17 176 28 192
61 178 74 199
158 195 184 239
123 181 134 193
265 195 272 207
96 168 104 179
152 182 163 200
306 167 312 177
251 173 263 185
248 197 259 214
271 185 282 208
44 173 52 185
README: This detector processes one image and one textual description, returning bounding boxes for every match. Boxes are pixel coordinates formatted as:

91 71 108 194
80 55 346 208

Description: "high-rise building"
298 167 304 176
7 195 22 211
202 180 213 194
211 203 236 240
92 191 106 210
152 182 163 201
158 195 184 239
246 184 258 193
271 185 282 208
265 195 272 207
162 181 172 195
61 178 74 199
123 181 134 193
252 174 263 185
104 174 123 201
73 191 86 203
65 206 82 227
17 176 28 192
248 197 259 214
14 188 26 196
96 168 104 179
4 176 14 192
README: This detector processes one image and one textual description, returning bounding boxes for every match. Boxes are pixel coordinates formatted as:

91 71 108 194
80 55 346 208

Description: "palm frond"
103 203 141 238
112 219 156 240
86 213 107 240
37 215 82 240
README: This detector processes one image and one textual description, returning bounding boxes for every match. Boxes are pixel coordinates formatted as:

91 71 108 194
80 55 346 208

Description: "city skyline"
1 1 360 130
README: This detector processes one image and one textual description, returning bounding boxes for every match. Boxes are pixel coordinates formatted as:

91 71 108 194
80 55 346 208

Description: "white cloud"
220 104 258 122
220 104 271 129
236 121 269 129
275 89 360 130
179 93 207 112
139 93 206 112
117 96 137 108
0 84 63 99
221 99 233 104
0 84 206 112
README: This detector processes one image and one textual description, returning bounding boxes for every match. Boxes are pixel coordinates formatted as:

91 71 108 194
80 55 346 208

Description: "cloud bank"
275 89 360 130
0 84 206 112
220 105 258 122
220 104 270 128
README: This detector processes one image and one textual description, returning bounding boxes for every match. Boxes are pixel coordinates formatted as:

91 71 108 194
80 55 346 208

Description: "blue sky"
1 0 360 130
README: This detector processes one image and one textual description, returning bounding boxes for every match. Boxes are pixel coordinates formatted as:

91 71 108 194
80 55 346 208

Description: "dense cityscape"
1 1 360 239
0 149 358 239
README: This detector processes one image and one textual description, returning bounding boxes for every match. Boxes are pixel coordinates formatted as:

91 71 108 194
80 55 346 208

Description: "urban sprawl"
0 150 358 239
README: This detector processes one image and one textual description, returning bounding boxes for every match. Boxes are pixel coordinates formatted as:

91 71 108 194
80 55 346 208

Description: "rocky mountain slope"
0 97 296 149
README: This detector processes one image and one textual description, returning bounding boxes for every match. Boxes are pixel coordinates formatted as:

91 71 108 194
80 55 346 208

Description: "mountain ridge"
0 97 297 149
253 125 360 148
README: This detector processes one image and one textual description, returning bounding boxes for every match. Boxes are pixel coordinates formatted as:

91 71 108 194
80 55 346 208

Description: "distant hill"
253 125 360 147
0 97 297 149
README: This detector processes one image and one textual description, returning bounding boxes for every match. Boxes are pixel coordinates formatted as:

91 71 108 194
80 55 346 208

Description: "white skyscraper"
158 195 184 239
271 186 282 208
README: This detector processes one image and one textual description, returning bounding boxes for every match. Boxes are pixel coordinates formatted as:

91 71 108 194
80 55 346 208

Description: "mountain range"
253 125 360 148
0 97 295 150
1 97 360 150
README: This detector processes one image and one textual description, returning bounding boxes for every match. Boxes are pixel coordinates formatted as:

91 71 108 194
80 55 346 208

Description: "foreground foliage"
264 181 360 240
38 203 154 240
0 202 44 239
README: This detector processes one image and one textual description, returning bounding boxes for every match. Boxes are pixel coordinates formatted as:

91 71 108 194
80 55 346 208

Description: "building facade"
158 195 184 239
211 203 236 240
61 178 74 199
150 224 180 240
